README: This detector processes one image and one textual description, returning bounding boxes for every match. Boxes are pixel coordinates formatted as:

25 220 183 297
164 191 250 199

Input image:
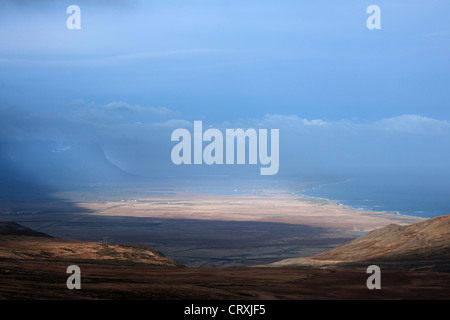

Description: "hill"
0 221 182 267
269 214 450 271
0 221 52 238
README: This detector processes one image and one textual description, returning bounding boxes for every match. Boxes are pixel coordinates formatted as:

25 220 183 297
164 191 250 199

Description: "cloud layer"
2 98 450 180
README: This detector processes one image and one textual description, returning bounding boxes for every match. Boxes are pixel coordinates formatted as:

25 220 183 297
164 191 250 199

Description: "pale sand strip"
77 190 423 233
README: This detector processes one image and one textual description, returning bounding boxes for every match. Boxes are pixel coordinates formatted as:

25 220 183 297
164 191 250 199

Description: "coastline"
297 178 448 220
297 190 426 220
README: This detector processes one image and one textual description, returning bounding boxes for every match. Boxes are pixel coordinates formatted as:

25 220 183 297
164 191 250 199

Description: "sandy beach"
76 189 423 231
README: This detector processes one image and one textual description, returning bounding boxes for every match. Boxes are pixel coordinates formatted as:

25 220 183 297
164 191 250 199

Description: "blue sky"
0 0 450 181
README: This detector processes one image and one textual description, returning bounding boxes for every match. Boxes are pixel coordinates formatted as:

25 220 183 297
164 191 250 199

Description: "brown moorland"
1 217 449 300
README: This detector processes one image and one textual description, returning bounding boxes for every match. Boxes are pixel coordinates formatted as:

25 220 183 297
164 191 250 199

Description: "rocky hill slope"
0 221 183 267
269 215 450 271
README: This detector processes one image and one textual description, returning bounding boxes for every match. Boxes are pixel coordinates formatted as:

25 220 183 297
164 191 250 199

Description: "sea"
298 172 450 219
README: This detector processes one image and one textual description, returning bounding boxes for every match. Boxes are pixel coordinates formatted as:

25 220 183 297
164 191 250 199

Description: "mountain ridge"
268 214 450 271
0 221 183 268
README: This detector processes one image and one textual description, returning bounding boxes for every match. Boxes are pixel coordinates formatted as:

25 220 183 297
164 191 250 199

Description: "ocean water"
299 173 450 219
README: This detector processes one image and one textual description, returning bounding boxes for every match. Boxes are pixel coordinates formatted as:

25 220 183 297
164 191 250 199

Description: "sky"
0 0 449 185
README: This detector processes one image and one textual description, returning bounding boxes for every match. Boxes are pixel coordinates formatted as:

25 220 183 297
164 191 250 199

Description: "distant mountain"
269 215 450 271
0 221 183 267
0 221 52 238
1 142 135 185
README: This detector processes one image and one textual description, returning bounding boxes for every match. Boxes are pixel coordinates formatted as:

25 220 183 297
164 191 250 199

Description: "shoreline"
296 179 446 220
296 191 428 220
